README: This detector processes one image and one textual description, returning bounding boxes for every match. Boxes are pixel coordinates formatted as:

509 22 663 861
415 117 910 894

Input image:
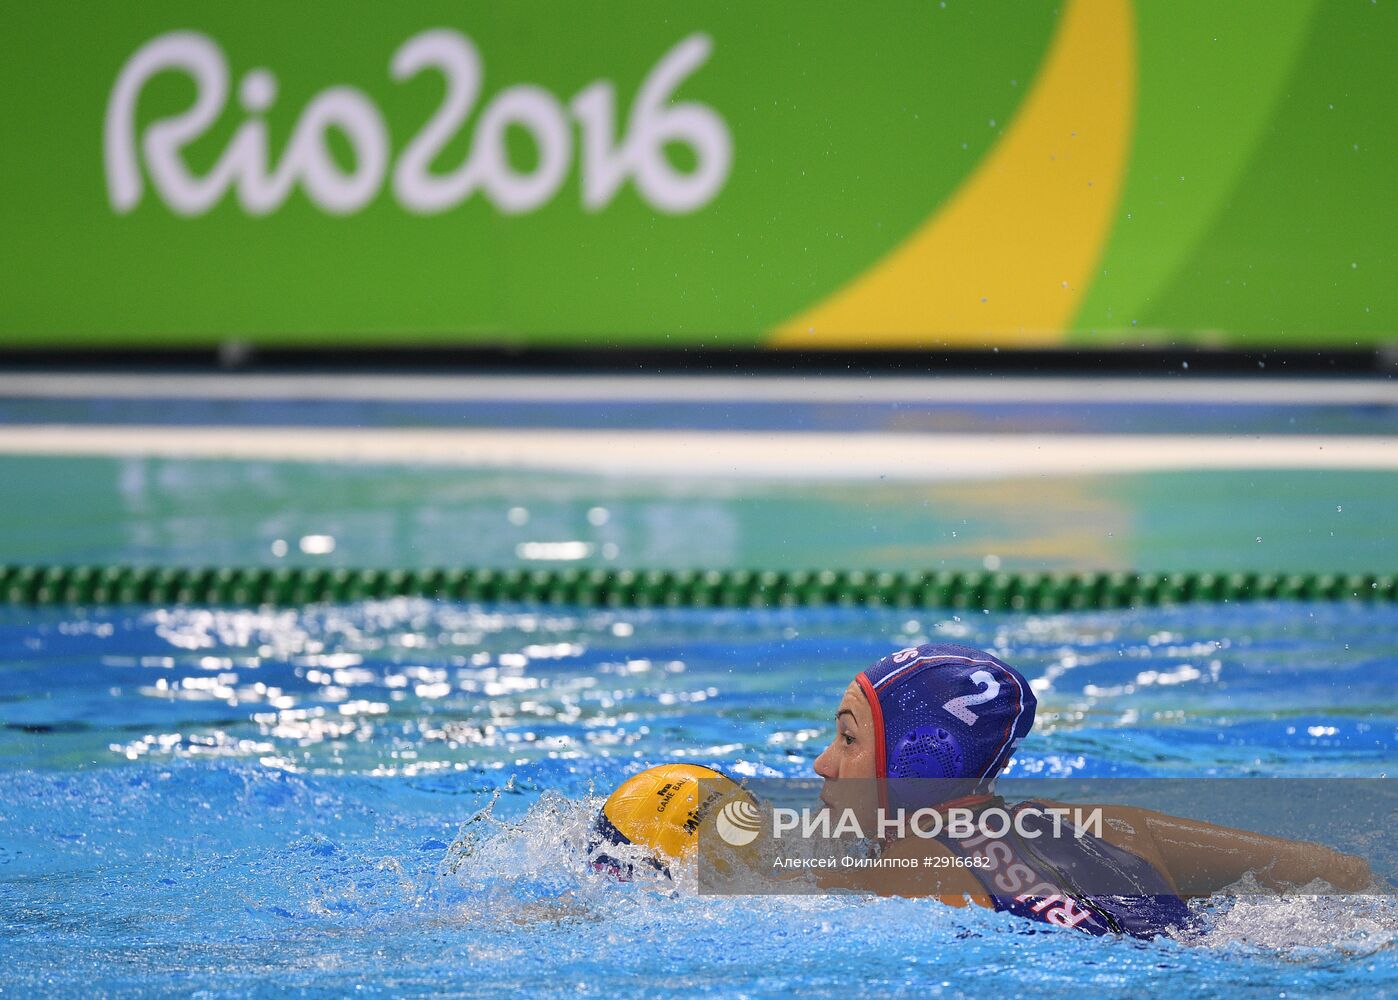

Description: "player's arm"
1117 806 1372 896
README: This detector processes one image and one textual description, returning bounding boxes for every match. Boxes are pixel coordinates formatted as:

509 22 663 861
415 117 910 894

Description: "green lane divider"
0 565 1394 611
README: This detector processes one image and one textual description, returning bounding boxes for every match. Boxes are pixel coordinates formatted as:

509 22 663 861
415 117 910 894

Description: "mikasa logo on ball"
715 798 761 847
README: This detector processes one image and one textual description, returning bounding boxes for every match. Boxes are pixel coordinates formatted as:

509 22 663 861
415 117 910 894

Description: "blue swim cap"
856 642 1036 803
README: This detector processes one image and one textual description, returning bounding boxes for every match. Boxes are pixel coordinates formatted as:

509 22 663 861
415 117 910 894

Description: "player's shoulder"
877 835 989 900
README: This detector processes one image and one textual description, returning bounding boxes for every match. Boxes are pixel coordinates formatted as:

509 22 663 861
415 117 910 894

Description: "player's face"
813 681 879 829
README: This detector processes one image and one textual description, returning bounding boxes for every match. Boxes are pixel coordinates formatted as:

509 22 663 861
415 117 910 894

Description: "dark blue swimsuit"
940 801 1192 938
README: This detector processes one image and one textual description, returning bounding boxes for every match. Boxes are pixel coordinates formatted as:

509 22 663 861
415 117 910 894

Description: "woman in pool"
599 642 1373 938
808 641 1373 935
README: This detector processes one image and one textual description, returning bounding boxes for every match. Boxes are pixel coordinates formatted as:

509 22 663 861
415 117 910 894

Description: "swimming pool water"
3 455 1394 573
2 381 1394 994
1 599 1393 997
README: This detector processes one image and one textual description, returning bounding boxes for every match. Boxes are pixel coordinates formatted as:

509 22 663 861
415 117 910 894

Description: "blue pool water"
2 380 1395 994
1 599 1394 997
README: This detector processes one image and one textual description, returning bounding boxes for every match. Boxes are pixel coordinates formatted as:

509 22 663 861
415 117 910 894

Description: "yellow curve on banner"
771 0 1136 347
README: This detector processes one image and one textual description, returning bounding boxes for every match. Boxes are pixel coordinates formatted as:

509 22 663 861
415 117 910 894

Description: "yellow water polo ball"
599 763 749 864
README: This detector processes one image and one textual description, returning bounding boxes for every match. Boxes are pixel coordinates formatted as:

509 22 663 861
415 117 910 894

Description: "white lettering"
995 861 1037 895
106 29 732 218
106 31 228 213
945 808 975 840
285 87 389 215
830 809 864 839
572 33 731 213
942 670 1001 725
978 806 1011 841
771 808 801 838
1042 806 1070 837
1074 807 1104 838
878 809 907 840
390 29 483 213
909 807 943 838
1044 898 1096 928
1014 808 1044 839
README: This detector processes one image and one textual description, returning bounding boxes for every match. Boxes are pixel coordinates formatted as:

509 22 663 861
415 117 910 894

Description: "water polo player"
809 641 1372 935
598 641 1372 939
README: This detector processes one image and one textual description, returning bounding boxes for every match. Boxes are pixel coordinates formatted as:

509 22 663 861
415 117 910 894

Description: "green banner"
1 1 1393 348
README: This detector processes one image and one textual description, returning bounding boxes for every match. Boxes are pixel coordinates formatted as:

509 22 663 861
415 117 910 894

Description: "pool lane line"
0 374 1393 405
0 426 1395 478
2 565 1393 610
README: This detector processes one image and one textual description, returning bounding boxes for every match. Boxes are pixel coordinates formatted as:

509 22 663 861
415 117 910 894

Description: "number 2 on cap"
942 670 1000 725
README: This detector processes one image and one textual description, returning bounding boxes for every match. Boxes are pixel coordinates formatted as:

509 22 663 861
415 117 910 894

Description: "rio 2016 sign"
105 30 733 217
3 1 1393 347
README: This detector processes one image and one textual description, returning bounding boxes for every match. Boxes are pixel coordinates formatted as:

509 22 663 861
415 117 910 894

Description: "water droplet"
298 534 335 555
